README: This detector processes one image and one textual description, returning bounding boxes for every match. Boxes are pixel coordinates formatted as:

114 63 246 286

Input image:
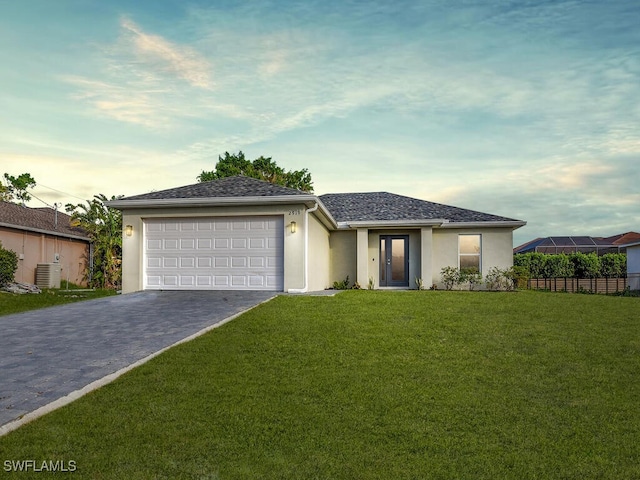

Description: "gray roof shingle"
0 201 90 240
319 192 520 224
115 176 522 226
121 175 309 201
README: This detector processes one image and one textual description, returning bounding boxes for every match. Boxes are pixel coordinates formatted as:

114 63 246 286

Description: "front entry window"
459 234 481 272
380 235 409 287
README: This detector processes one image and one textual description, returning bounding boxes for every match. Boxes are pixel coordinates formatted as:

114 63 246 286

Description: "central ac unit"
36 263 62 289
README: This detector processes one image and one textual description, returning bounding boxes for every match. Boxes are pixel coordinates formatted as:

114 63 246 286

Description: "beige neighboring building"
0 201 90 286
107 176 526 294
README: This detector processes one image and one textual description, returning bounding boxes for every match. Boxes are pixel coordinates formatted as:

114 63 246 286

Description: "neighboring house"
0 201 90 286
514 232 640 255
625 242 640 291
107 176 526 293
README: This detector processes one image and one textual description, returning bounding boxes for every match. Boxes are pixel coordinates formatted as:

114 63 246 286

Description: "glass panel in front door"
391 238 405 282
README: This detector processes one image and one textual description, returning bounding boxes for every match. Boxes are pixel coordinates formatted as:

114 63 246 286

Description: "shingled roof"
319 192 520 224
0 201 90 240
111 176 524 227
121 175 309 201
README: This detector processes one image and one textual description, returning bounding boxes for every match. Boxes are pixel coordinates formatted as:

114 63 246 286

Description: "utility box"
36 263 61 289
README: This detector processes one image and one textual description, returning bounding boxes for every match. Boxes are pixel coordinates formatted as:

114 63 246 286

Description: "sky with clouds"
1 0 638 246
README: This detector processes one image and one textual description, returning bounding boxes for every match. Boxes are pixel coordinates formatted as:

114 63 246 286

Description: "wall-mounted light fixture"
125 225 133 237
290 221 297 234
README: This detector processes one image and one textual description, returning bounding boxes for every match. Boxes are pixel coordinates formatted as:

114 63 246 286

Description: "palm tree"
66 194 123 289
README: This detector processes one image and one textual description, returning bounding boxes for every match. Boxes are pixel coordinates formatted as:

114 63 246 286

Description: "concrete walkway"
0 290 275 431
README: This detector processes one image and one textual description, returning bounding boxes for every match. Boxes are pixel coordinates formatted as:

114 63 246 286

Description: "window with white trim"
459 234 481 272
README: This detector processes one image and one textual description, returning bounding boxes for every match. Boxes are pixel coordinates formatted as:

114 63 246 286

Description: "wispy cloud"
63 76 167 128
61 16 215 128
119 17 213 90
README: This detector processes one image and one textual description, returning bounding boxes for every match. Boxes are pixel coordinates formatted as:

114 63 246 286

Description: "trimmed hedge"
514 252 626 279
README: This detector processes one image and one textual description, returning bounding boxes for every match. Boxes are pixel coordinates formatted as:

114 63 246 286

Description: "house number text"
288 209 301 216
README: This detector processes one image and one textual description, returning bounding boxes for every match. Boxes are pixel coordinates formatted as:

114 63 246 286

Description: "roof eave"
0 222 91 242
338 219 448 229
312 198 338 230
440 220 527 229
622 241 640 248
105 195 319 209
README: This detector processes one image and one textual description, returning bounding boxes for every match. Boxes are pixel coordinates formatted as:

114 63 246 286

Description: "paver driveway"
0 290 275 429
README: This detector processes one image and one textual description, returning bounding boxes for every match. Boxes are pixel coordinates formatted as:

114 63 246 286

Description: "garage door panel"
198 257 213 268
250 257 264 268
214 238 229 249
144 216 283 291
163 257 178 268
232 238 247 249
147 257 162 268
197 239 212 249
147 239 162 250
249 238 265 249
163 275 178 286
232 275 247 286
180 239 195 249
180 257 195 268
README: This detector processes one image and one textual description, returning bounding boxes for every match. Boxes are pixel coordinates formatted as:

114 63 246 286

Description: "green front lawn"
1 291 638 479
0 285 116 316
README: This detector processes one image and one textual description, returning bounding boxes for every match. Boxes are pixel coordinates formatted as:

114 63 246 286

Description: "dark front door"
379 235 409 287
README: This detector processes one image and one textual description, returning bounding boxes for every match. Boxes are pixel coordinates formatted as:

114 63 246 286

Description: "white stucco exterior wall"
307 213 331 291
431 227 515 289
329 230 357 286
421 227 433 289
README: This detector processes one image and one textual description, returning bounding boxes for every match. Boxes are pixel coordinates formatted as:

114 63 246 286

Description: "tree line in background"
513 252 627 279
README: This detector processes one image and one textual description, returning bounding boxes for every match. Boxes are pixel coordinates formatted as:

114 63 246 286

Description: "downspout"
287 202 319 294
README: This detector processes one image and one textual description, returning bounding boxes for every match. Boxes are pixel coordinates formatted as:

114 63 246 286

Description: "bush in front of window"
440 266 460 290
460 267 482 291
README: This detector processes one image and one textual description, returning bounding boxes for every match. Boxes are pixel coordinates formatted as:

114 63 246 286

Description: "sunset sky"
1 0 638 246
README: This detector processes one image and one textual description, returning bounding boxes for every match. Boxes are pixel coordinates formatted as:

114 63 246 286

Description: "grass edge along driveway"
0 288 115 316
1 290 638 479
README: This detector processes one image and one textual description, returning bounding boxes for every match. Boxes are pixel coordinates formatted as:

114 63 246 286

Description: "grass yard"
0 286 115 316
0 290 638 479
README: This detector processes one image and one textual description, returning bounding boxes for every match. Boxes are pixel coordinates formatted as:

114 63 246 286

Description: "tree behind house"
198 151 313 192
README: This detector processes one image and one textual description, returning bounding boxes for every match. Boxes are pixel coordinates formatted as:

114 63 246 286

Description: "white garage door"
144 216 284 290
